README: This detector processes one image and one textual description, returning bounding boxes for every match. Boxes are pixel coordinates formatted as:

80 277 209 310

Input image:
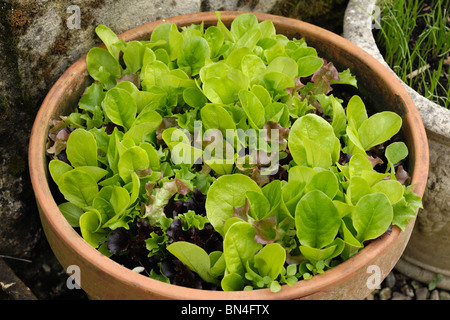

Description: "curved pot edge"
343 0 450 291
28 10 428 299
343 0 450 144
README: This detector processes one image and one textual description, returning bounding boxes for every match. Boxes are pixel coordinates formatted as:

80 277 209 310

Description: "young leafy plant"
46 12 423 293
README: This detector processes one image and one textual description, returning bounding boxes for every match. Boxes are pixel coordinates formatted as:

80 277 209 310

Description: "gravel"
3 248 448 300
366 268 450 300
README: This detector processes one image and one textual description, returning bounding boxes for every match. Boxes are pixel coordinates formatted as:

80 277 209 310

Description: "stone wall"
0 0 348 299
0 0 278 261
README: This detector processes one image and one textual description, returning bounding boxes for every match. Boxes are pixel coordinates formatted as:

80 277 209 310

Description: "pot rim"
29 11 429 299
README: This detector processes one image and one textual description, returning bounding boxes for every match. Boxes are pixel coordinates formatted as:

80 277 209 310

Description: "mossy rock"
271 0 349 34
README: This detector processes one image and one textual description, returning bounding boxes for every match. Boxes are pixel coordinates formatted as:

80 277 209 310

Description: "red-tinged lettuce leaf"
48 119 68 140
47 128 70 156
330 68 358 87
253 215 279 244
368 155 384 168
143 179 190 225
311 59 340 95
264 121 290 144
232 198 250 221
251 167 270 187
395 165 410 185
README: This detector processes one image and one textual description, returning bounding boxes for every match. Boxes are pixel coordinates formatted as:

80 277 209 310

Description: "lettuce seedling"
46 13 423 292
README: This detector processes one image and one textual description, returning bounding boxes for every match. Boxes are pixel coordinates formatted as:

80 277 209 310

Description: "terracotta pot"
343 0 450 290
29 11 429 300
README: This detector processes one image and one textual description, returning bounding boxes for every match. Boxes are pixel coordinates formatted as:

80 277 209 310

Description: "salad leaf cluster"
47 13 423 292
